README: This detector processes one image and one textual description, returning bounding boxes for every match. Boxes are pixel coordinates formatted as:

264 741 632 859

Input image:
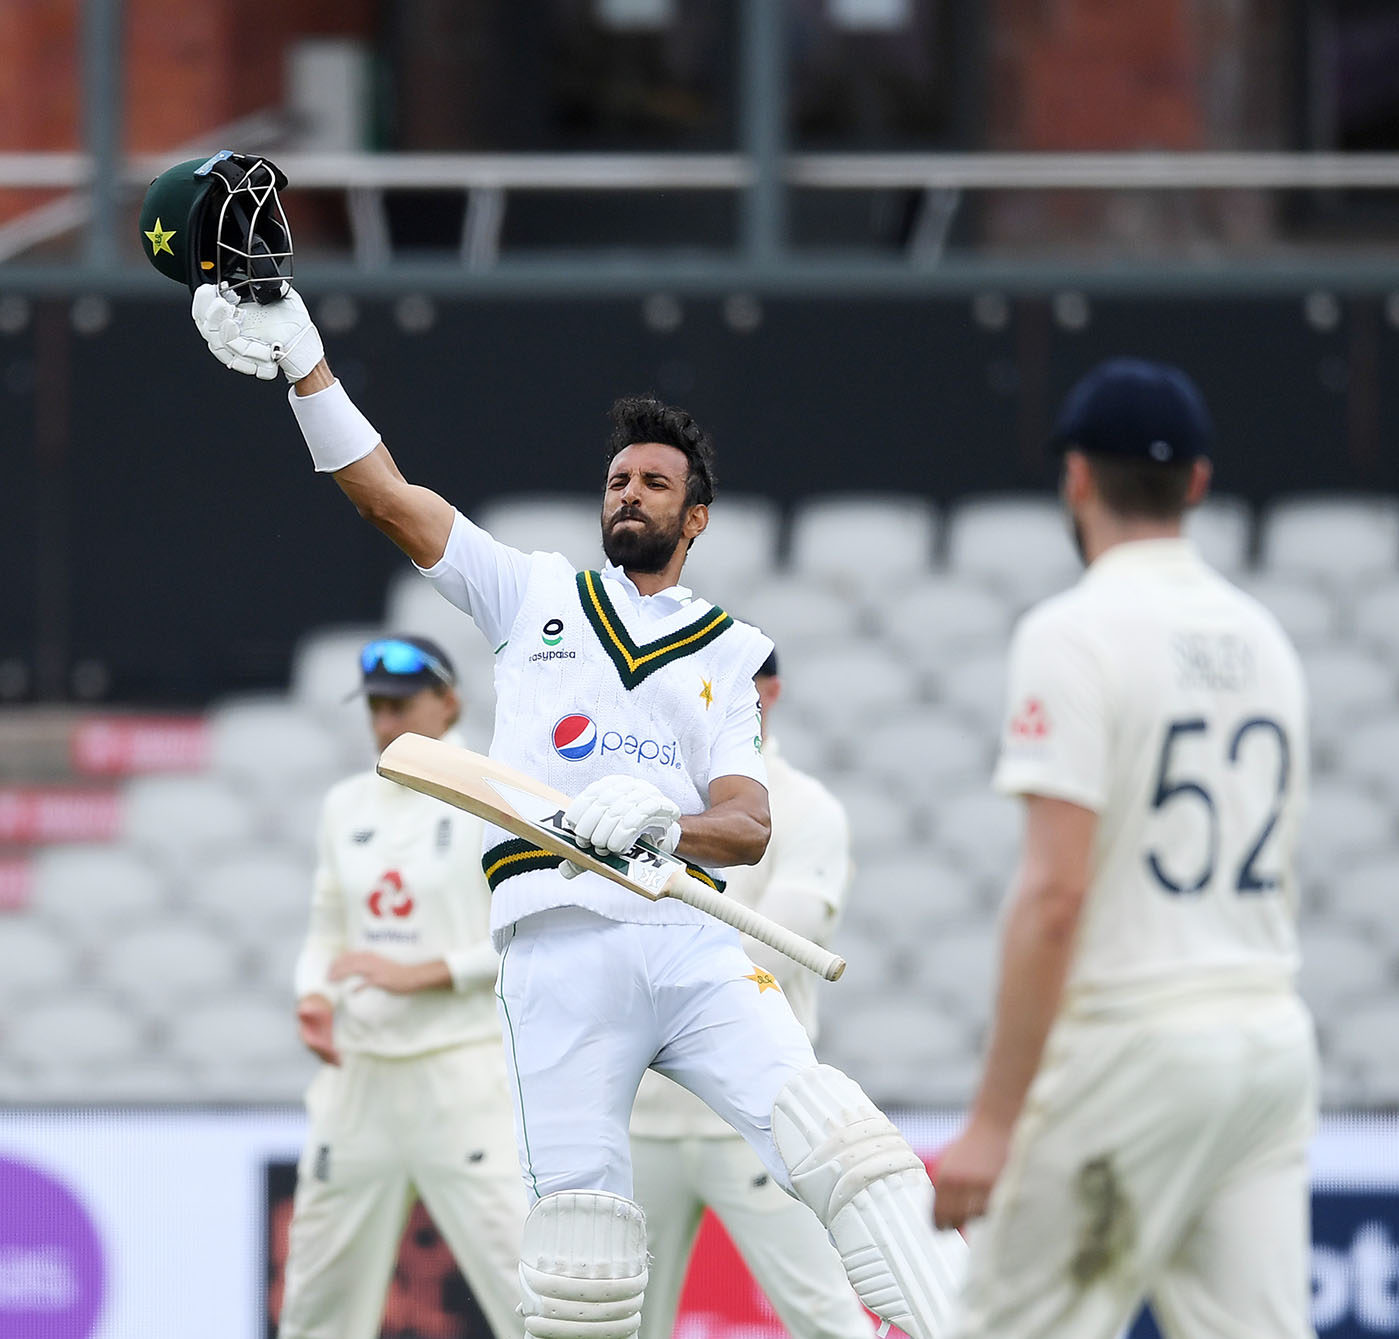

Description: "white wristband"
287 378 381 473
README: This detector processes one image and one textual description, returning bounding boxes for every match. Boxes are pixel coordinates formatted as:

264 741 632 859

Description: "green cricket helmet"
138 150 293 304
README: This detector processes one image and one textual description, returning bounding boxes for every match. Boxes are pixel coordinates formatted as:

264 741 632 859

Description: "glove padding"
191 283 325 382
559 775 682 879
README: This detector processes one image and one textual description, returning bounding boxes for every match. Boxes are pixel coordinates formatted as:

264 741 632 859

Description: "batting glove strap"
287 378 382 474
563 776 683 858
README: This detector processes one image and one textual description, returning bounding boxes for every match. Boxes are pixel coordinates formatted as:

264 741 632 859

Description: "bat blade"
376 732 675 899
376 733 847 981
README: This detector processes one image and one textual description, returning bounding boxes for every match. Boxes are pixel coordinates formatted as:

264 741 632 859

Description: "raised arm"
191 284 544 646
291 359 454 568
192 287 454 568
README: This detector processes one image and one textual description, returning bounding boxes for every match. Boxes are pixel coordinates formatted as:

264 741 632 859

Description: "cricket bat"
377 732 846 981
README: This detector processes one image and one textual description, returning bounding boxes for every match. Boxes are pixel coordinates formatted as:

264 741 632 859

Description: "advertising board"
2 1108 1395 1338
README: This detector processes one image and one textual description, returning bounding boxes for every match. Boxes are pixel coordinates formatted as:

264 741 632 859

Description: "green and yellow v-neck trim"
576 569 733 690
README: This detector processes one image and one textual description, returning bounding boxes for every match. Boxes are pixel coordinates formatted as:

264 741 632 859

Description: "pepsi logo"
552 713 598 761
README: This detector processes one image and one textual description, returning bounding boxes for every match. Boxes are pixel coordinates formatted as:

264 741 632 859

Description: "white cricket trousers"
495 907 818 1201
632 1132 873 1339
278 1040 527 1339
952 990 1318 1339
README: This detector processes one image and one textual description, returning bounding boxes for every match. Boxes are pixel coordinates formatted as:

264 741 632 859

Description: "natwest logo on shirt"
1009 697 1051 741
365 870 414 919
551 712 683 769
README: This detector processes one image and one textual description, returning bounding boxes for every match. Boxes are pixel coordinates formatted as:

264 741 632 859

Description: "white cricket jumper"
417 511 772 941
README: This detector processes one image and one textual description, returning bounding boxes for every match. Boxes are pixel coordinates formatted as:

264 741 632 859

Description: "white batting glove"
191 283 325 382
559 775 682 878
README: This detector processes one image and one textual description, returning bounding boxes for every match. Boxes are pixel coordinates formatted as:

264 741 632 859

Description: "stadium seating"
0 919 81 1005
1183 496 1252 576
6 488 1399 1105
789 495 937 596
29 845 170 937
383 570 498 703
850 708 991 797
679 494 783 608
845 854 985 936
930 791 1022 890
944 495 1079 607
121 774 261 877
877 575 1014 664
1236 574 1340 648
1328 999 1399 1103
191 851 315 936
934 649 1010 734
288 623 388 745
1260 495 1399 588
97 920 246 1009
734 574 863 649
476 494 602 572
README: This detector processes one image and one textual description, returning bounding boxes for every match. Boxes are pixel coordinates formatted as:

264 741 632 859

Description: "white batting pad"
519 1190 649 1339
772 1064 967 1339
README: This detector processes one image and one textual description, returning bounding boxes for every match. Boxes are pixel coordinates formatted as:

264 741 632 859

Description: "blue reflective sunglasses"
360 639 453 685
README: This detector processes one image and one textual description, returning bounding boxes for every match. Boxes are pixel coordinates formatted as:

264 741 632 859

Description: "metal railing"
7 149 1399 282
13 147 1399 192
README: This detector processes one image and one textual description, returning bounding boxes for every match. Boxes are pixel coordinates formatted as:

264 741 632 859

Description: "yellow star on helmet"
744 968 780 993
699 678 714 710
144 218 176 258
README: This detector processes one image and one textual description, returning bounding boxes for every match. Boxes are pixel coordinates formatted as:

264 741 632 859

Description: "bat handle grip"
664 872 846 982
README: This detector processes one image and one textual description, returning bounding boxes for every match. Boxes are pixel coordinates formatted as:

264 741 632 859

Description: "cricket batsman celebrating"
934 359 1317 1339
142 154 967 1339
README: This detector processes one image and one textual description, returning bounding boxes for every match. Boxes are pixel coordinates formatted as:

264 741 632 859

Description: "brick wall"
0 0 374 229
982 0 1290 253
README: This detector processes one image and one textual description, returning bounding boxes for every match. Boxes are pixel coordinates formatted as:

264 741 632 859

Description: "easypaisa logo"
531 616 576 662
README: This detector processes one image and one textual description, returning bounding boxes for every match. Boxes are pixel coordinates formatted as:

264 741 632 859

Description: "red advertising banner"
70 716 209 776
0 788 122 843
0 857 31 910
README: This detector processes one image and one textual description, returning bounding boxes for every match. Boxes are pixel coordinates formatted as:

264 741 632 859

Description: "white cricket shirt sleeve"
414 508 538 649
992 606 1112 813
708 678 768 788
293 796 347 1002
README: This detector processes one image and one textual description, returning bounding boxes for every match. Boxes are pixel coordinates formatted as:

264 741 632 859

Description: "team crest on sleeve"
552 713 598 760
1009 697 1050 740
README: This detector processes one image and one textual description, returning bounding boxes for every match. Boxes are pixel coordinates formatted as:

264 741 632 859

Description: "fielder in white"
934 359 1318 1339
630 648 873 1339
187 278 967 1339
280 635 525 1339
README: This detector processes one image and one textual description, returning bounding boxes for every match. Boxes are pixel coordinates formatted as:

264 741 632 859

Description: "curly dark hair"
605 395 717 508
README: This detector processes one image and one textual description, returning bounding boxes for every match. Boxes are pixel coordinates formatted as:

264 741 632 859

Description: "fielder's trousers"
278 1039 527 1339
952 990 1318 1339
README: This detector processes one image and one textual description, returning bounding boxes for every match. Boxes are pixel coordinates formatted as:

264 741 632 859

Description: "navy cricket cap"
354 635 457 699
1049 358 1214 464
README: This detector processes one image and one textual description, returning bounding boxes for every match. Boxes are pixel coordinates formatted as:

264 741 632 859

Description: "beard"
601 505 687 573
